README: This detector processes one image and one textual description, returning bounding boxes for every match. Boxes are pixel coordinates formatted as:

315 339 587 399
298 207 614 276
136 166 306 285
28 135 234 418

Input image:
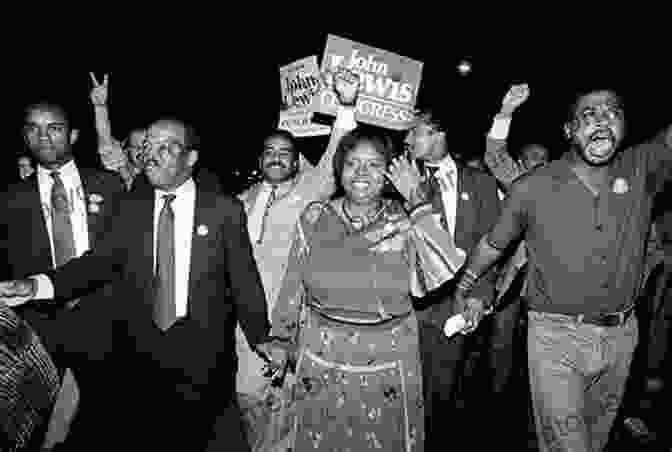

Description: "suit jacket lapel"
240 183 262 214
125 194 155 309
78 168 97 246
455 167 474 248
188 189 215 318
27 177 54 269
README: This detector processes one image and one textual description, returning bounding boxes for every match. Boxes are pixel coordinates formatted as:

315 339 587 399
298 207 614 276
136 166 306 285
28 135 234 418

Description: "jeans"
527 310 637 452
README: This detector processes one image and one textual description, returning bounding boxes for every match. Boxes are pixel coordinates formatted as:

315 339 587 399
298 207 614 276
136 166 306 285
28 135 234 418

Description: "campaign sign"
315 34 423 130
279 56 331 137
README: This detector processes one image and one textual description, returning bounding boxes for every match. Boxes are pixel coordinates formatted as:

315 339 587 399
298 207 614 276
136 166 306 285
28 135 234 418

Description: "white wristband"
335 106 357 131
488 115 512 140
30 274 54 300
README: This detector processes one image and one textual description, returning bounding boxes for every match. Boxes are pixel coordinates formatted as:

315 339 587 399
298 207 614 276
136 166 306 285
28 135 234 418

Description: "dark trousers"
110 358 249 451
489 296 525 395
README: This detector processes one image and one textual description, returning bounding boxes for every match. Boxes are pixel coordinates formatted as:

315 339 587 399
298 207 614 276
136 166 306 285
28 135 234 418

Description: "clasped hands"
454 291 490 335
255 340 292 384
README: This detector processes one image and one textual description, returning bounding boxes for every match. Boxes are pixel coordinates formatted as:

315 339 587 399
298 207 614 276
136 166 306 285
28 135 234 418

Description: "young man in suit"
385 107 501 448
0 101 125 448
0 118 280 451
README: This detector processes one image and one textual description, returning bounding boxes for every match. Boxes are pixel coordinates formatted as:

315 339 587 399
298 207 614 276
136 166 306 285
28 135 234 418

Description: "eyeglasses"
578 105 623 124
138 138 186 162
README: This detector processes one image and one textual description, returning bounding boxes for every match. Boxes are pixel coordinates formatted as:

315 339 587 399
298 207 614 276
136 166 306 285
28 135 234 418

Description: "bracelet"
92 103 107 107
464 269 479 282
456 268 479 293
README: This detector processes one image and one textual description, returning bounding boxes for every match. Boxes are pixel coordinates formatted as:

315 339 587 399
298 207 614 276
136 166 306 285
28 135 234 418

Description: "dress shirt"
425 154 458 237
153 178 196 318
37 160 90 267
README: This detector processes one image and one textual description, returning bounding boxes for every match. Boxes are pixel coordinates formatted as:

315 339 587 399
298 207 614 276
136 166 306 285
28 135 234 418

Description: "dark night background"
3 29 668 194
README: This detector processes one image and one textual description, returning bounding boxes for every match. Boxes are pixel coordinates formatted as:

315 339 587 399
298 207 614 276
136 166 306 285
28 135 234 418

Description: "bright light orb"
457 60 472 75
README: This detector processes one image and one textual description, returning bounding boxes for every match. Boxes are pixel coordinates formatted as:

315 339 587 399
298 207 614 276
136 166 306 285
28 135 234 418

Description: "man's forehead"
147 121 185 142
25 108 67 124
576 91 621 112
263 135 293 150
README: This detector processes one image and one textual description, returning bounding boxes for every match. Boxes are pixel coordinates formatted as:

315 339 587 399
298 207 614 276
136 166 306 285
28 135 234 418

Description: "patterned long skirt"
259 307 424 452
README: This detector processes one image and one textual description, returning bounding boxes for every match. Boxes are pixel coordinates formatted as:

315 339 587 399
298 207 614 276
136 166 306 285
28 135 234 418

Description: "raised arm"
90 72 113 146
90 72 135 189
484 84 530 191
300 68 360 198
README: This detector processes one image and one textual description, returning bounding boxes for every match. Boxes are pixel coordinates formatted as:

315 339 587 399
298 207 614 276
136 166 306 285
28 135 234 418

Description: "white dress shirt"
425 154 458 237
153 178 196 318
37 160 90 268
247 181 278 244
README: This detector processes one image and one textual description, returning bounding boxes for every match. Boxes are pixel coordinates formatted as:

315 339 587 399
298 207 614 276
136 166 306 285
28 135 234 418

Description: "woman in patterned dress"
260 129 464 451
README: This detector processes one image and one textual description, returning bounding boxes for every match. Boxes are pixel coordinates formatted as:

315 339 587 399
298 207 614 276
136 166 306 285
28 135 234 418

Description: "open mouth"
586 129 614 156
351 181 371 190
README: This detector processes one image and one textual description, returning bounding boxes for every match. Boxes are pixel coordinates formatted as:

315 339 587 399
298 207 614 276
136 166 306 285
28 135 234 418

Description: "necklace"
341 199 385 230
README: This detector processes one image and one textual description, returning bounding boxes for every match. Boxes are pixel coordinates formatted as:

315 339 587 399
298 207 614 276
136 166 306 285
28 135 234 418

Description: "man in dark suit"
391 107 501 449
0 101 125 448
0 118 276 451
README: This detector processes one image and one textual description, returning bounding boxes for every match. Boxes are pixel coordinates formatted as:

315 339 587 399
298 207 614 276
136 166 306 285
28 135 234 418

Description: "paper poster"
278 56 331 137
278 108 331 137
314 34 423 130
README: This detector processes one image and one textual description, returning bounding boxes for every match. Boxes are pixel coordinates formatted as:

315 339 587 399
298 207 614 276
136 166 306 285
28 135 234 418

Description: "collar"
261 176 298 198
155 177 196 200
37 159 79 180
425 153 457 173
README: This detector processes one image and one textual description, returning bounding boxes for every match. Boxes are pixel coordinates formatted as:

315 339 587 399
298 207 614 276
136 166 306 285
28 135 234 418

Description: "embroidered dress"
260 198 461 451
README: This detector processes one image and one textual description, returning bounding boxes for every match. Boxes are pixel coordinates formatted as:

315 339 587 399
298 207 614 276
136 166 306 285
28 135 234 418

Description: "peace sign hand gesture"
89 72 109 106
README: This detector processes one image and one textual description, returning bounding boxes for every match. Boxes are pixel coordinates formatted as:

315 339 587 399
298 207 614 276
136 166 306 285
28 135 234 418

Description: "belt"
532 304 636 327
307 303 411 326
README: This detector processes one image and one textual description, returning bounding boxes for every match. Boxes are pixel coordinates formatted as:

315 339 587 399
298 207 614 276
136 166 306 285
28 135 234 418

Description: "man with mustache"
453 89 672 452
235 69 359 446
89 72 221 192
0 117 278 450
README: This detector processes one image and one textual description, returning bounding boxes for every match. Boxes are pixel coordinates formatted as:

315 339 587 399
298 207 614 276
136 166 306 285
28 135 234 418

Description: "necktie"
50 171 76 267
256 185 277 244
154 194 177 331
424 166 449 231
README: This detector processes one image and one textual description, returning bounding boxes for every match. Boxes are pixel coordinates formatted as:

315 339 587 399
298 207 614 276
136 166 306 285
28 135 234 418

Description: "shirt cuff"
488 115 512 140
30 274 54 300
335 106 357 131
